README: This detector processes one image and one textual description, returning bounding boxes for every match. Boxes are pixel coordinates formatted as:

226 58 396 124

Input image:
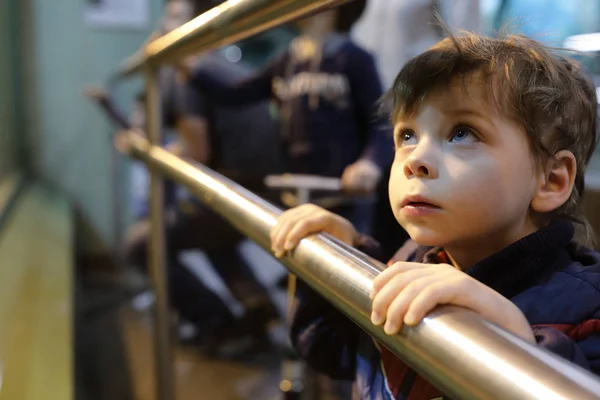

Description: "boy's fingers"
270 205 344 258
370 269 433 325
270 207 306 243
383 276 438 335
274 219 299 256
269 215 284 242
283 212 332 250
403 282 454 326
271 218 294 256
283 219 320 251
271 207 318 256
406 275 493 325
371 262 430 298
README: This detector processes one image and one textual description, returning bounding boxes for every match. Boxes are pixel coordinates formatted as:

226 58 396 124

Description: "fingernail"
384 321 397 335
284 241 293 250
371 312 383 326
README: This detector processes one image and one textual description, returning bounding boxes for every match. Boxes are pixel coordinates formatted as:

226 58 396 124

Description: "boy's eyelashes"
393 123 482 148
449 123 481 144
397 128 417 145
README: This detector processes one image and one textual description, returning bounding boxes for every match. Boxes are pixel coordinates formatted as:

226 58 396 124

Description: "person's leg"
302 202 366 400
123 216 235 328
175 202 279 332
206 249 279 334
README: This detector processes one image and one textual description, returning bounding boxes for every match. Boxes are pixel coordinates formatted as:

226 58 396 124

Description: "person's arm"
175 117 210 163
341 45 394 191
84 86 132 130
188 53 285 107
346 46 394 171
578 333 600 374
531 326 599 373
173 79 211 164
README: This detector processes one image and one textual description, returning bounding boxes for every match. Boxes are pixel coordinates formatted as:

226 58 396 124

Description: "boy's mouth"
401 195 441 217
401 195 440 209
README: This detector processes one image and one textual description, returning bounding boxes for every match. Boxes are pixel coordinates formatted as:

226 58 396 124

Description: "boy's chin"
405 227 448 248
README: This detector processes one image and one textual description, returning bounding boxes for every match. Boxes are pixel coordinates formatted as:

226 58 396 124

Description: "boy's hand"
270 204 358 258
371 262 536 343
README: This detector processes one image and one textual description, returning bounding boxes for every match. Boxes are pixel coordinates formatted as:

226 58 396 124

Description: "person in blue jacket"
186 0 394 199
269 31 600 399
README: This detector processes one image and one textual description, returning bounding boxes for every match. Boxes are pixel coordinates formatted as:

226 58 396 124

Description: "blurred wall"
21 0 162 257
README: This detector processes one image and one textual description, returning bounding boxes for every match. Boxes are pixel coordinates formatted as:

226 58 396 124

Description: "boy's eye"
399 129 417 146
449 125 478 144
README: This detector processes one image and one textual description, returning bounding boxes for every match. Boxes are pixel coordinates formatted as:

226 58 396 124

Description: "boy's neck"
444 219 539 270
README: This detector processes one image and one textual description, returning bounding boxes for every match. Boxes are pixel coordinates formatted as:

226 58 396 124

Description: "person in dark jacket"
269 31 600 399
186 0 394 195
119 0 287 354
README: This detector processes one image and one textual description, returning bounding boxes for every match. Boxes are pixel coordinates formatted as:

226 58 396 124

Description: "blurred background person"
185 2 393 397
119 0 294 355
187 1 393 228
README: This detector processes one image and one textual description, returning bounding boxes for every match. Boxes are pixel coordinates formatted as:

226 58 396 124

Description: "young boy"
270 32 600 399
187 1 393 195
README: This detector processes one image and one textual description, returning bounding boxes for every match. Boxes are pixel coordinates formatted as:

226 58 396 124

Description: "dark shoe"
243 302 281 337
182 315 267 358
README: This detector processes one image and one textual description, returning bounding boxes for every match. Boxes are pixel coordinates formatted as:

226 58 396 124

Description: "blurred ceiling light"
564 32 600 53
225 45 242 63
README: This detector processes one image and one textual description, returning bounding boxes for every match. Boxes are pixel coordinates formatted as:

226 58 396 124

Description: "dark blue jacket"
190 34 393 177
291 220 600 399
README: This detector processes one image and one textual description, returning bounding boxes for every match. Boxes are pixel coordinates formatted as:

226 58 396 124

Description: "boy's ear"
531 150 577 213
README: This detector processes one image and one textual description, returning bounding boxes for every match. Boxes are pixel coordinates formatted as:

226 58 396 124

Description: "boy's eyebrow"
448 108 494 126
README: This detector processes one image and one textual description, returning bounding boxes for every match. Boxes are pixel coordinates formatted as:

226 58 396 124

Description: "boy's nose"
403 154 438 179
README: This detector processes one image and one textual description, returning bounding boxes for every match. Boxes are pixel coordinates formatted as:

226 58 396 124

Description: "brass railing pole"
145 70 176 400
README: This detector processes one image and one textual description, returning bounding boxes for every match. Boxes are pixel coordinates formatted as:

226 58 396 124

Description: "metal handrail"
119 0 349 76
124 132 600 400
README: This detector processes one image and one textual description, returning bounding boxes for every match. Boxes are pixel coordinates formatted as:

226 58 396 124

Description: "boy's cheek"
387 166 407 215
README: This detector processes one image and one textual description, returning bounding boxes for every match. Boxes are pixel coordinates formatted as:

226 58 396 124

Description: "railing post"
146 68 176 400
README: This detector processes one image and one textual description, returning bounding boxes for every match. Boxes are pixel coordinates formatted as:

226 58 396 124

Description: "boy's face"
389 75 541 258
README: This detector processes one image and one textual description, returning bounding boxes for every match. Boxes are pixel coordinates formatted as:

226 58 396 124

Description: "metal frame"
117 0 600 399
